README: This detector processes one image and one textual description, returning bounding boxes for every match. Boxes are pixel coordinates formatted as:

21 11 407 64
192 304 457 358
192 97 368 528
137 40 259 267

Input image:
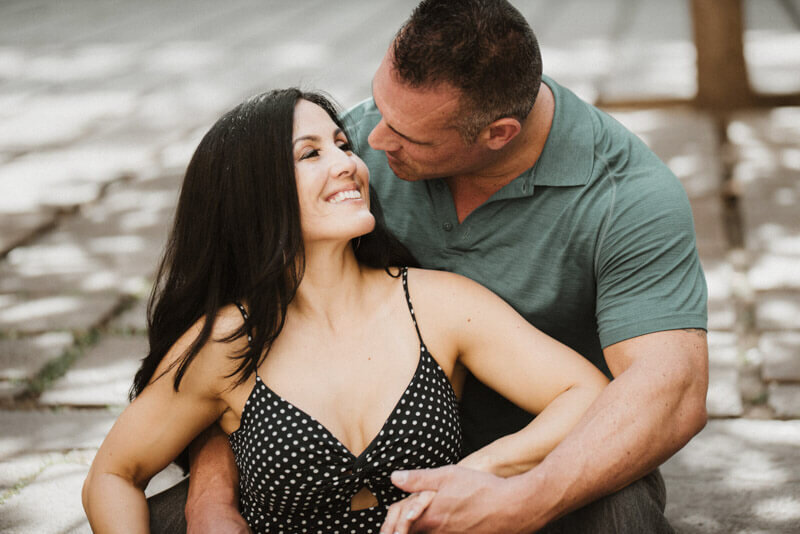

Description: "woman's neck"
290 241 372 328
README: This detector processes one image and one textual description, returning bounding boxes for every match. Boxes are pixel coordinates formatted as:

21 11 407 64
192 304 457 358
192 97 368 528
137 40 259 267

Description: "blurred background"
0 0 798 532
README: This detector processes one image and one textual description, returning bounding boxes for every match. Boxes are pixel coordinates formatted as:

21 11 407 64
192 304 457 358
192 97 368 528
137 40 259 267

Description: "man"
158 1 709 532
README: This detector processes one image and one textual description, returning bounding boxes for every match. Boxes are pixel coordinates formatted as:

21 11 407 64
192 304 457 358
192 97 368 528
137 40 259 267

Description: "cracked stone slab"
109 298 148 333
663 419 800 533
0 293 119 334
761 332 800 382
756 293 800 331
706 332 743 417
0 332 74 381
0 451 69 492
707 364 744 417
0 461 92 534
768 383 800 419
39 335 146 407
0 452 184 534
703 259 736 331
690 195 729 260
0 381 26 402
748 253 800 292
0 211 56 255
0 177 173 296
0 409 119 459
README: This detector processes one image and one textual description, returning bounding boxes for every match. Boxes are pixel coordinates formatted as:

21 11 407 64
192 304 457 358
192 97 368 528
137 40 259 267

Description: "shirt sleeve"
594 164 708 348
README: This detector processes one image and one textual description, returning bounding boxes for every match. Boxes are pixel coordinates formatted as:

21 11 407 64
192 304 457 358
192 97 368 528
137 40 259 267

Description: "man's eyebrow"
370 82 434 146
292 128 344 146
386 122 433 146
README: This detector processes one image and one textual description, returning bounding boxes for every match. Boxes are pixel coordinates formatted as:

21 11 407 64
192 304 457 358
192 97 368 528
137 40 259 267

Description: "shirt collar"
532 75 595 187
482 76 595 203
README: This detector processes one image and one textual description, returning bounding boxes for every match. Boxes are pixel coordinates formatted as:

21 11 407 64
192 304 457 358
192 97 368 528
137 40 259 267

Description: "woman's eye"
299 149 319 161
338 142 353 152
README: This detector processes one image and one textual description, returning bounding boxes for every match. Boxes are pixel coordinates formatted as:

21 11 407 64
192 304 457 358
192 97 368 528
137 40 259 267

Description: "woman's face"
292 99 374 245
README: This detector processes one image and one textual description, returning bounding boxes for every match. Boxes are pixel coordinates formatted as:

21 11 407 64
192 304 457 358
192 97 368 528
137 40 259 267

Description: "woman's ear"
482 117 522 150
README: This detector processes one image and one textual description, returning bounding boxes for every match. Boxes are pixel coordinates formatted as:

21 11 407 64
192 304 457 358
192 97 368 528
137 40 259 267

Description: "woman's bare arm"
83 314 242 533
381 269 608 533
425 269 609 475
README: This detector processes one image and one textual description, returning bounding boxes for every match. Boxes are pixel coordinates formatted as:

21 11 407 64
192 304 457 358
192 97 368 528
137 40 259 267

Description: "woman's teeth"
327 190 362 204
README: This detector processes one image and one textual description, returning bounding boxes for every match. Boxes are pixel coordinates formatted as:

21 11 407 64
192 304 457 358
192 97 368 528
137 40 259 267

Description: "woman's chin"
352 213 376 238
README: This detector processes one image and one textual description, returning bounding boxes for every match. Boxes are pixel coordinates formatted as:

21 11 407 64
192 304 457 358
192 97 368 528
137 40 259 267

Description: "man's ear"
482 118 522 150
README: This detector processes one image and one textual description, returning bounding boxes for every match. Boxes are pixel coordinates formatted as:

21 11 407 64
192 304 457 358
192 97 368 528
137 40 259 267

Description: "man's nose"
368 119 401 152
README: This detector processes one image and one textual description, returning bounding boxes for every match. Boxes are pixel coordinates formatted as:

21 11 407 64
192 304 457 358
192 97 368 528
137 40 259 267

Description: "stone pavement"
1 0 798 532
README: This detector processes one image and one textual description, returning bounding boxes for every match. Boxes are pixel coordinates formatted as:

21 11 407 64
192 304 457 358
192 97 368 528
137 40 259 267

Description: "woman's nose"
367 119 400 152
331 148 357 178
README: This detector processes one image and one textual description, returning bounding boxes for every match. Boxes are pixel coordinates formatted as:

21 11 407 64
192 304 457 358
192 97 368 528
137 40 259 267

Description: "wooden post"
691 0 754 111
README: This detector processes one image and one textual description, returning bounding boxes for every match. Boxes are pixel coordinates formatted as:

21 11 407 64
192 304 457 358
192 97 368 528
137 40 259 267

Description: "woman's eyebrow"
292 128 344 146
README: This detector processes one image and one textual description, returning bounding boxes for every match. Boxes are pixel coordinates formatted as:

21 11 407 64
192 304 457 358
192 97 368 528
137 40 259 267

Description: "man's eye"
299 149 319 160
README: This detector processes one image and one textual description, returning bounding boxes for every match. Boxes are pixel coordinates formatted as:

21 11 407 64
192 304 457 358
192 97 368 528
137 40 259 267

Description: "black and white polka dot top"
228 267 462 533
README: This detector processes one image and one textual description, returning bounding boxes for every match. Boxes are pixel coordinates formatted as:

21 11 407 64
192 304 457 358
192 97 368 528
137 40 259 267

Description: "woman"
82 89 608 534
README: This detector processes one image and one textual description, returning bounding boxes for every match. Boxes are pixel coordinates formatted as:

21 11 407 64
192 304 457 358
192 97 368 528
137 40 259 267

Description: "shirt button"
442 222 453 232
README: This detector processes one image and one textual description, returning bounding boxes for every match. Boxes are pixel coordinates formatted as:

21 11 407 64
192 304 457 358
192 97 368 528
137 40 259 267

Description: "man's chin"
387 159 422 182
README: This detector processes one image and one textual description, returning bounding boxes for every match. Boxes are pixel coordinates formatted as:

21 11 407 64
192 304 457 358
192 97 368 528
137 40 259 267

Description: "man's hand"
380 490 436 534
382 466 534 534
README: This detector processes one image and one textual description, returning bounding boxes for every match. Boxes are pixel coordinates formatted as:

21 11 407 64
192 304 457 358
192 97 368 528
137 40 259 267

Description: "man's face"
368 51 485 181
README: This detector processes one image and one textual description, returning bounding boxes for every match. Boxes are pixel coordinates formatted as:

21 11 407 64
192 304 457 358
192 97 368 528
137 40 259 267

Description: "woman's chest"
229 348 462 515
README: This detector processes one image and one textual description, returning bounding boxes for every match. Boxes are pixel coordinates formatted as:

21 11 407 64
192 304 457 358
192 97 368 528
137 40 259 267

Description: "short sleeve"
594 169 708 348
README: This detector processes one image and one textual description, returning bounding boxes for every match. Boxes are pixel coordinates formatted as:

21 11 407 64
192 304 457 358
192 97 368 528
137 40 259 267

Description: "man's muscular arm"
185 424 250 534
513 328 709 528
392 328 708 533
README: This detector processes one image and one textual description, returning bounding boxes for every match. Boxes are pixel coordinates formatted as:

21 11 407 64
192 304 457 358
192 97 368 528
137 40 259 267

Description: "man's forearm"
509 343 708 530
186 424 240 519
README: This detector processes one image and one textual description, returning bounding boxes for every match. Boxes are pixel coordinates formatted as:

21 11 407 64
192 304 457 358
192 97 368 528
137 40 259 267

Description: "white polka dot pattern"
228 268 462 532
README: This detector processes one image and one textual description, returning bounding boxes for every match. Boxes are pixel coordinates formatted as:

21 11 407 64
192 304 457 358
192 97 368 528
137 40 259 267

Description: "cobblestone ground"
1 1 799 532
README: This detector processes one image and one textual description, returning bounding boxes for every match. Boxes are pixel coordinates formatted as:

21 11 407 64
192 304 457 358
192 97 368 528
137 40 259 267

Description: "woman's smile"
293 99 374 242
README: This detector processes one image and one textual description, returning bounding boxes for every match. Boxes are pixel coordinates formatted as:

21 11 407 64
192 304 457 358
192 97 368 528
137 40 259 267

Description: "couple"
83 1 709 532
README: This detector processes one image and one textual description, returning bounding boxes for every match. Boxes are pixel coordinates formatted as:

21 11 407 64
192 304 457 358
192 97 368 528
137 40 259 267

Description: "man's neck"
447 83 554 223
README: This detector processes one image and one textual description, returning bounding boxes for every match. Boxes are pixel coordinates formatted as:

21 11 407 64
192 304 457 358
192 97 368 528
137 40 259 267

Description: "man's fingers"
380 499 403 534
391 466 450 493
407 490 435 520
380 491 437 534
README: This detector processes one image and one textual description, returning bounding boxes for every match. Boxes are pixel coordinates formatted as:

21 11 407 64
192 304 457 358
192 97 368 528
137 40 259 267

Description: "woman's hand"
380 490 436 534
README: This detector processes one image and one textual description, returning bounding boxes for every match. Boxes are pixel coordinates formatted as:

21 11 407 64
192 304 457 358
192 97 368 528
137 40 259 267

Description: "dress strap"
234 301 259 379
401 267 425 347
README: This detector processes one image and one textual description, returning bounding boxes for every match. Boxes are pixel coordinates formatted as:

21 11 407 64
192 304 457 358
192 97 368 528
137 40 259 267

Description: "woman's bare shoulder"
152 304 249 394
403 267 505 324
406 267 495 302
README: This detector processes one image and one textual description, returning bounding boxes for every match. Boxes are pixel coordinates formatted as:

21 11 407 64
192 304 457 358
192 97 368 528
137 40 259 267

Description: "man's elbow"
682 392 708 443
675 357 709 445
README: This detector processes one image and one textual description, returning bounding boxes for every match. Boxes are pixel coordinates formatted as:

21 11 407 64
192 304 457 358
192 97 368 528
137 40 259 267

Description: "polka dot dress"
229 268 462 533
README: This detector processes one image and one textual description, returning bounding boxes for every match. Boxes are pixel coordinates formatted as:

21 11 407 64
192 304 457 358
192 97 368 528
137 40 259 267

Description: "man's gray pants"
148 469 673 533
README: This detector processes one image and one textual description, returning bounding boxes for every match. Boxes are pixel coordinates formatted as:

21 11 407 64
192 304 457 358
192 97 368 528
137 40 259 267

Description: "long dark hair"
131 89 416 403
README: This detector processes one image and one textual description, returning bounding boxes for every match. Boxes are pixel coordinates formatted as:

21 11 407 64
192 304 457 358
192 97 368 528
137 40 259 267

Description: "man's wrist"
504 466 562 532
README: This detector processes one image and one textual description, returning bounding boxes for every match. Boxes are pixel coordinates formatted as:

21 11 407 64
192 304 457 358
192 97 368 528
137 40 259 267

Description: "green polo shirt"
343 76 707 452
